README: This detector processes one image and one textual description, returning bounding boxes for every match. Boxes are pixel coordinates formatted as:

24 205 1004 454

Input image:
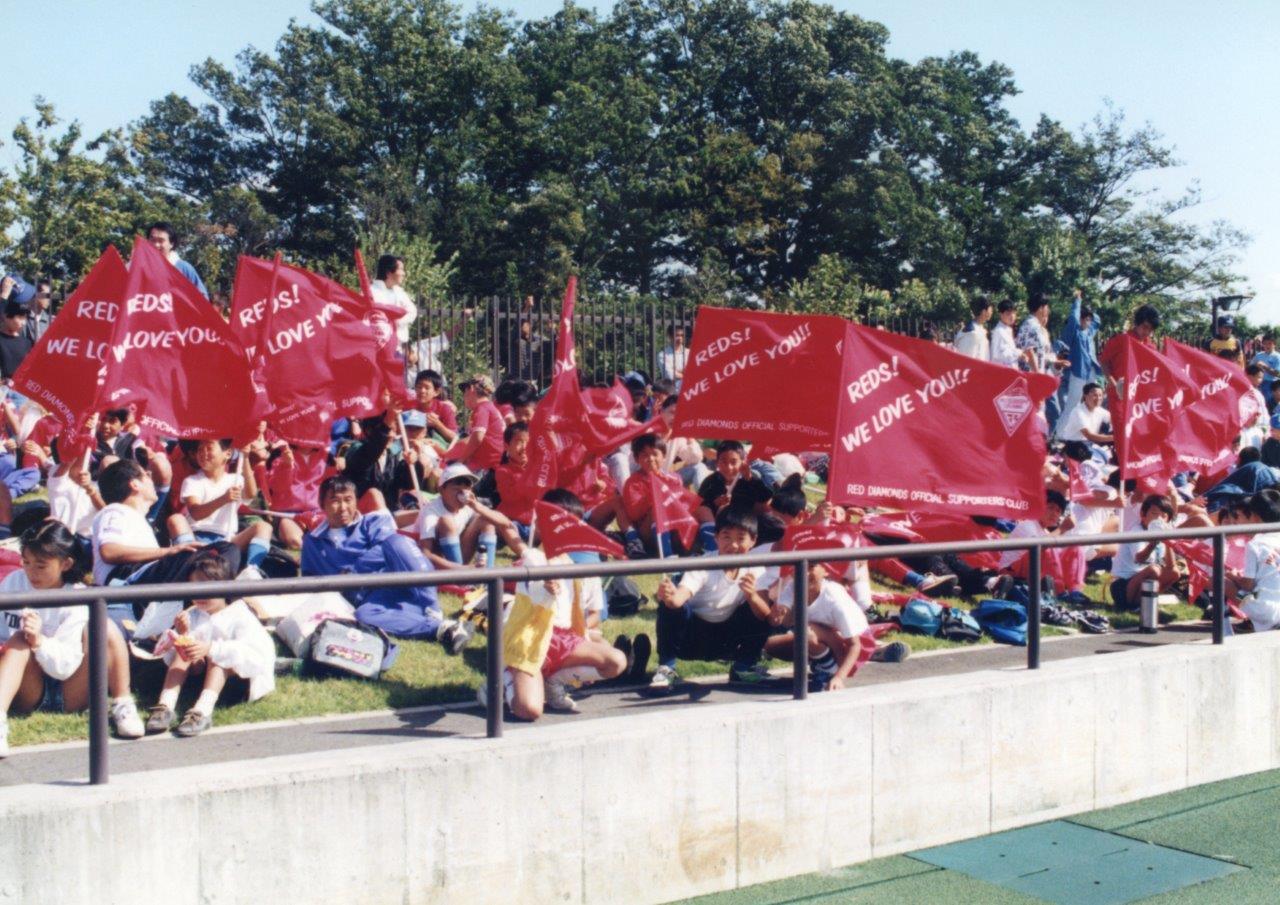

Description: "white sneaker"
543 676 580 713
236 565 265 581
0 713 9 758
649 664 679 693
110 697 145 740
476 671 514 708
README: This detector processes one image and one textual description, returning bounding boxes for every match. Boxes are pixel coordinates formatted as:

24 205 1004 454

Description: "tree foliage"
0 0 1250 331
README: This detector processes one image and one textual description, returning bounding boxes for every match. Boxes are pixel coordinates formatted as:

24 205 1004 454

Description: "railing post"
792 558 809 700
88 597 110 784
485 577 504 738
1027 547 1041 670
1212 533 1226 645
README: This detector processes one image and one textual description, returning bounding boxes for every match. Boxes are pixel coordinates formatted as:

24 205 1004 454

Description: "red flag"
230 254 411 443
534 500 625 559
1103 334 1197 481
674 307 846 453
777 523 863 579
554 276 576 378
829 323 1058 519
648 472 699 548
858 511 1002 571
1169 537 1248 608
95 238 261 440
12 246 127 455
1162 338 1251 475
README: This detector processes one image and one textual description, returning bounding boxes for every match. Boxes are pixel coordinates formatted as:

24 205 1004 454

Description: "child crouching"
146 548 276 737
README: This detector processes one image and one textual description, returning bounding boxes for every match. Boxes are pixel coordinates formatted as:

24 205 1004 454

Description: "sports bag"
972 599 1028 646
605 575 647 618
305 617 398 679
937 607 983 643
899 598 945 636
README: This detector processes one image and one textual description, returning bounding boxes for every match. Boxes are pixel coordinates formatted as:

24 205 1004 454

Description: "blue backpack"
972 600 1028 646
899 598 946 636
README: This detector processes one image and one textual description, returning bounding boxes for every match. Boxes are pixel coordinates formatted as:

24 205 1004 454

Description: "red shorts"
541 626 585 677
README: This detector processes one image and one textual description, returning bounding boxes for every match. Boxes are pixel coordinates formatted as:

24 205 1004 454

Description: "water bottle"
1139 578 1159 634
477 528 497 569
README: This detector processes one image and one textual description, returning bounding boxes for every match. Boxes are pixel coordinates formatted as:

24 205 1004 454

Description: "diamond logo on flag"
993 378 1034 436
362 310 394 349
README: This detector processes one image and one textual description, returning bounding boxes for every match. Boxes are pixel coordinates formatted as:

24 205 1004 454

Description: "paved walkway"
0 623 1214 787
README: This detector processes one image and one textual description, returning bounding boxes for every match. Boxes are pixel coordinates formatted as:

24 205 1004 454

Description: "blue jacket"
1059 296 1100 381
301 510 399 577
173 258 208 299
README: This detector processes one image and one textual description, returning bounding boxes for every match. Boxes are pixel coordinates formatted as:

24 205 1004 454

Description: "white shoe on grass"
649 664 679 693
110 697 146 740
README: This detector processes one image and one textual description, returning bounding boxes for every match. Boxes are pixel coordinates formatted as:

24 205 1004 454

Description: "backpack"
305 617 398 680
972 600 1028 646
899 598 945 636
937 607 983 643
605 575 647 618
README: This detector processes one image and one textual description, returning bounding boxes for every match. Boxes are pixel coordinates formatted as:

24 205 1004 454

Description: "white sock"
157 687 180 710
193 689 219 715
550 665 602 689
112 695 134 707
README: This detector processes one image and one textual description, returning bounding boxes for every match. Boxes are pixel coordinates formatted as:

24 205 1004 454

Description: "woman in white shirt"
0 521 143 757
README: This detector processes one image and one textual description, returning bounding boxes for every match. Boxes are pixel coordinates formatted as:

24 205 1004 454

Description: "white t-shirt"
676 556 765 624
1112 505 1164 580
180 471 244 539
516 548 604 629
47 471 98 538
371 280 418 346
1058 403 1107 443
91 503 158 586
776 578 868 639
0 571 88 680
415 495 476 542
1243 532 1280 631
660 345 689 382
990 321 1021 368
998 520 1047 570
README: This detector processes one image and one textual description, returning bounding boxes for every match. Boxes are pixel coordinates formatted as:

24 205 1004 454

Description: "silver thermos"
1139 578 1159 634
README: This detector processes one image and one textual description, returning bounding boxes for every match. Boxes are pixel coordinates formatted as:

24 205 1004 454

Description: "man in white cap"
416 463 521 570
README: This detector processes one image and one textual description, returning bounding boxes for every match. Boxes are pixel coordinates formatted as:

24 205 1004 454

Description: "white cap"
440 463 479 486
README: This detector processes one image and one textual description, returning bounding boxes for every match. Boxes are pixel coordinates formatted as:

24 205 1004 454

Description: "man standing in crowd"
953 296 992 360
0 297 33 382
660 325 689 386
989 299 1023 368
147 221 208 298
1058 288 1101 416
371 254 417 353
1208 314 1243 364
1252 332 1280 411
24 279 53 343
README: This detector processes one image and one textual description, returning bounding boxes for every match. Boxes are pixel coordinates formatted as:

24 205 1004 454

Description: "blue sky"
3 1 1276 323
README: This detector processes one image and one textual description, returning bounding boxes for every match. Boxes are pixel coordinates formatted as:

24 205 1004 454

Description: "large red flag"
1104 334 1197 481
94 238 260 440
777 523 863 579
829 323 1058 519
674 307 846 453
231 254 411 443
1162 338 1251 476
649 472 699 548
12 246 127 454
534 500 625 559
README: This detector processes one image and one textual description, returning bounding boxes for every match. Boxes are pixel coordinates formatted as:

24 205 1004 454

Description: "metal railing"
0 520 1264 784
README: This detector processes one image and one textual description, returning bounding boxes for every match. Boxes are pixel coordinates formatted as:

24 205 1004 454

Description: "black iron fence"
0 520 1264 785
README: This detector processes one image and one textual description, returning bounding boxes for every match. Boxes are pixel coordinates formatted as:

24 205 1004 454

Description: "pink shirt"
267 447 330 512
416 398 458 434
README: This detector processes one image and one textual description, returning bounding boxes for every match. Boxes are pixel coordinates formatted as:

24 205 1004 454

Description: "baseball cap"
3 273 35 305
440 463 478 486
460 374 495 395
402 410 427 429
1218 314 1236 329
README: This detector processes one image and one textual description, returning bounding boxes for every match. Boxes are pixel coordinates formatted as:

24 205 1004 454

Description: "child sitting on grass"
146 548 276 738
0 521 144 757
166 438 273 573
764 561 877 693
479 489 627 719
650 507 773 692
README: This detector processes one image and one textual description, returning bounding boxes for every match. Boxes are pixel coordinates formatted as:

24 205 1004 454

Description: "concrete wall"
3 632 1280 905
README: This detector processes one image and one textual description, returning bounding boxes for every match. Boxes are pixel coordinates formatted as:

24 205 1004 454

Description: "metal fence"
0 520 1262 785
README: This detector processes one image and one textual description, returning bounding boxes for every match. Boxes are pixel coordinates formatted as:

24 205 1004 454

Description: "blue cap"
402 410 427 428
3 274 35 305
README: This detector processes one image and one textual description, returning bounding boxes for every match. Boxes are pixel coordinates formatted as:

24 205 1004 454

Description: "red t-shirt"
495 462 536 523
462 400 505 470
621 470 684 523
415 398 458 434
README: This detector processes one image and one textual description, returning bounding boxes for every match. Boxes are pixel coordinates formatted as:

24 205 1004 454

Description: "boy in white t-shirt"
650 508 772 692
764 561 875 692
166 439 273 571
416 463 520 570
1109 494 1179 609
91 459 205 587
1227 489 1280 631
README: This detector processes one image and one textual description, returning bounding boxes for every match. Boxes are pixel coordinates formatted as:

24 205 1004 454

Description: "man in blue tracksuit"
1056 289 1102 429
301 475 473 653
